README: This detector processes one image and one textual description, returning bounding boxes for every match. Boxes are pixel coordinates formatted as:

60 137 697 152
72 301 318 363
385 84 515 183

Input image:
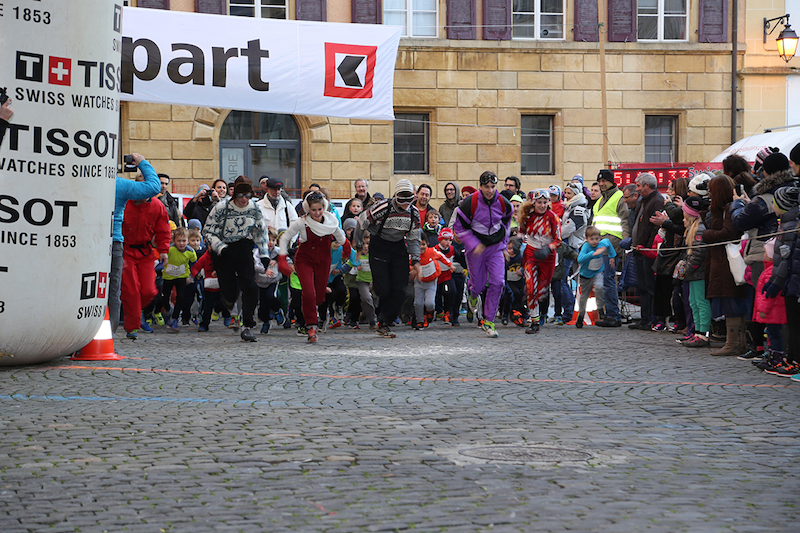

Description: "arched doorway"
219 111 301 196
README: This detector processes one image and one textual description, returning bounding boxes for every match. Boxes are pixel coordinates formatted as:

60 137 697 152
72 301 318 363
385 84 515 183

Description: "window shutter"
698 0 727 43
483 0 511 40
138 0 170 8
607 0 636 42
352 0 381 24
447 0 476 39
573 0 598 42
195 0 226 14
296 0 327 21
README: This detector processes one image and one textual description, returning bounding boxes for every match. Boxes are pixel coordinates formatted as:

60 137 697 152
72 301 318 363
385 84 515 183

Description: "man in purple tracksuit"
453 171 513 337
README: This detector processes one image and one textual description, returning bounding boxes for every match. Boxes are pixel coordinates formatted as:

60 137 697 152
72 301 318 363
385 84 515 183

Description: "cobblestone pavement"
1 319 798 533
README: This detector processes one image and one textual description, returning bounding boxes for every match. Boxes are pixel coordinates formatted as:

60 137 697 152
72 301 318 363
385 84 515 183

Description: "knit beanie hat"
566 182 583 197
394 179 414 198
791 143 800 165
754 146 779 172
438 227 454 241
688 173 711 196
762 152 790 176
461 185 477 196
773 186 800 212
597 169 614 183
343 218 358 232
548 184 562 198
682 195 709 217
187 219 202 231
571 174 584 185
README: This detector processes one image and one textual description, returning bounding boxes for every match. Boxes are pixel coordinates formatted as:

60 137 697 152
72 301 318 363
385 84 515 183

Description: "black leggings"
369 236 411 326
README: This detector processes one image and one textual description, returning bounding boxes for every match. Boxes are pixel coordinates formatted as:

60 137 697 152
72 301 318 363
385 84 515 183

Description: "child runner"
254 227 282 334
412 238 451 329
158 227 198 332
575 225 615 328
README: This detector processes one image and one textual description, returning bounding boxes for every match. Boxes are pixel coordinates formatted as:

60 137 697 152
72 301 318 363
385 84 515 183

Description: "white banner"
121 8 401 120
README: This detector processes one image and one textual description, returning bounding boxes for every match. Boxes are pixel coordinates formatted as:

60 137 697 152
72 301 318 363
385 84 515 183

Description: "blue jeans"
603 254 620 321
559 257 576 319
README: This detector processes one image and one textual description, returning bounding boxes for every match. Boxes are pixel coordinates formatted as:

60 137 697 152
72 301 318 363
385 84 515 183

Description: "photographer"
110 153 161 334
0 98 13 147
184 179 225 226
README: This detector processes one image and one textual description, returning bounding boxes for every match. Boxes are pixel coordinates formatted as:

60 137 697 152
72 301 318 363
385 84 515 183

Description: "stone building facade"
122 0 763 201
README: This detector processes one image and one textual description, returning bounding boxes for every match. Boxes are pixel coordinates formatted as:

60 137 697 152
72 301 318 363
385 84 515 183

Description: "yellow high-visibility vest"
592 189 624 238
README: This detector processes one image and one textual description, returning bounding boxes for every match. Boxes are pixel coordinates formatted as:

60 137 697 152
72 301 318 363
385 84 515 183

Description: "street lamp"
764 14 799 63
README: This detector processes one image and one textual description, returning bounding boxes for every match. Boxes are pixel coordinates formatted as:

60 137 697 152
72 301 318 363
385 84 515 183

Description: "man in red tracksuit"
121 193 170 339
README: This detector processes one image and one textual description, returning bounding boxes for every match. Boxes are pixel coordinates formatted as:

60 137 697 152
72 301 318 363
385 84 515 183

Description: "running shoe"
153 312 165 326
126 330 138 340
197 325 209 332
274 308 286 326
482 320 498 338
554 316 565 326
240 328 257 342
211 311 219 321
329 318 342 329
526 322 540 334
651 321 667 332
165 319 180 333
443 312 452 326
140 317 155 333
736 348 763 361
683 335 709 348
296 326 307 337
261 323 270 335
765 361 800 377
376 324 396 338
307 326 318 343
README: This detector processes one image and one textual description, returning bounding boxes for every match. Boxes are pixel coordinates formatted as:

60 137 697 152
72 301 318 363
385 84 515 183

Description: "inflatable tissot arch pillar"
0 2 122 366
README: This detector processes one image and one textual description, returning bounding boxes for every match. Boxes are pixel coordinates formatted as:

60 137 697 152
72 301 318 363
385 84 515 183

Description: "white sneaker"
482 320 498 338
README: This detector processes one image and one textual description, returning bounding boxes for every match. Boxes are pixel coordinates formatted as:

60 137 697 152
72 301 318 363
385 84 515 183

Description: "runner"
355 179 421 338
452 171 513 338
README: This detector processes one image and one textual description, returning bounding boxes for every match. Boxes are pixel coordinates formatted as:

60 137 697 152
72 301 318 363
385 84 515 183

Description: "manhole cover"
458 445 592 463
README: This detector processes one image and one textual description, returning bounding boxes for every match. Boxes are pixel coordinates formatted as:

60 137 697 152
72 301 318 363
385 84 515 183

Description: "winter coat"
632 189 665 250
654 200 685 276
122 198 170 255
769 205 800 298
730 169 797 263
702 204 748 299
113 160 160 243
159 191 184 228
453 191 513 255
683 220 707 282
560 193 589 250
438 182 460 226
753 262 787 324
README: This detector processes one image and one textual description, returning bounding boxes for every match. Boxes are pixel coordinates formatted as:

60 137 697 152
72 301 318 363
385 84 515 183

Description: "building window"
394 113 429 174
638 0 688 41
230 0 287 19
383 0 437 37
521 115 554 175
645 115 678 163
513 0 564 40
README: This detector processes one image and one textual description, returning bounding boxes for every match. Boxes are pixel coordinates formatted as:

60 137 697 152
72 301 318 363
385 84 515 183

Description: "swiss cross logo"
80 272 108 300
48 56 72 86
324 43 377 99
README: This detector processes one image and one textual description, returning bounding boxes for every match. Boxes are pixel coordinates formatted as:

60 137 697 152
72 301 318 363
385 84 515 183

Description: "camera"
0 87 8 105
123 154 138 173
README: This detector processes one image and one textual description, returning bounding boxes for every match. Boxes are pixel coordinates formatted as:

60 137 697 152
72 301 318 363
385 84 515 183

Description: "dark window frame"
644 115 678 163
394 112 430 175
520 115 555 176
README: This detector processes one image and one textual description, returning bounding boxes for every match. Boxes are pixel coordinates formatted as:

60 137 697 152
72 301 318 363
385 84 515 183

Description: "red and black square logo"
324 43 377 99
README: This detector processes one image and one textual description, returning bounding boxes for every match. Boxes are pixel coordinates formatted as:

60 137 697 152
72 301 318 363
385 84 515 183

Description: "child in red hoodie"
412 238 451 329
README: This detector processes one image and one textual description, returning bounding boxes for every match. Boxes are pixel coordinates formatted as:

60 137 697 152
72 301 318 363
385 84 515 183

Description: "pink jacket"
753 262 787 324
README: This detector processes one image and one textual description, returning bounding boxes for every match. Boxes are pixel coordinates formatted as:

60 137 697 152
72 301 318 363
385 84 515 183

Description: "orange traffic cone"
566 286 600 326
71 308 124 361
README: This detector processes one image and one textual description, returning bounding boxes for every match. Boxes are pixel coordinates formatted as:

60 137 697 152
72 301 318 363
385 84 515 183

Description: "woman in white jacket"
558 182 589 323
278 192 348 343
